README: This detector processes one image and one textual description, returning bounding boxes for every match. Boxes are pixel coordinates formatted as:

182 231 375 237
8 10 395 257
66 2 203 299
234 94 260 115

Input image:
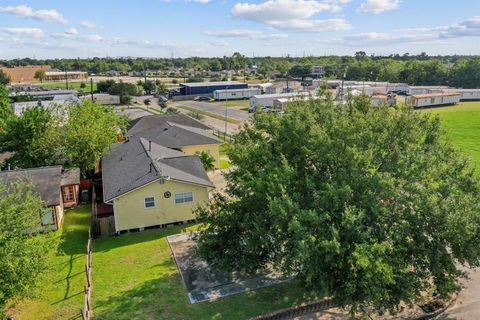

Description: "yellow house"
102 137 214 233
127 114 222 168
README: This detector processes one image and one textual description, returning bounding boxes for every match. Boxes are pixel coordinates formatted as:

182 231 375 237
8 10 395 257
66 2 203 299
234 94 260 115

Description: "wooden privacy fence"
249 298 335 320
91 215 115 238
82 230 93 320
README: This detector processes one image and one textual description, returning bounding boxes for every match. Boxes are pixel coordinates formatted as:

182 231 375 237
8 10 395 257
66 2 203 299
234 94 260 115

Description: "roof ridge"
0 165 62 173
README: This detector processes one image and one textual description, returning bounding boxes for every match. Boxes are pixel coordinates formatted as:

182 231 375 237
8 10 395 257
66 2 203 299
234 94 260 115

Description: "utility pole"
90 77 94 101
65 69 69 89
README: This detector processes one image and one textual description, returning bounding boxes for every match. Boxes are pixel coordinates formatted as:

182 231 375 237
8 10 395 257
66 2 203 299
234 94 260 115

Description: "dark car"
193 96 212 101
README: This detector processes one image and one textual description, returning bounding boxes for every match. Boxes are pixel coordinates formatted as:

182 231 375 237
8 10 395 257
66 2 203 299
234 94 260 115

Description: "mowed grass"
421 101 480 170
39 81 97 93
93 226 320 320
6 205 91 320
212 99 251 108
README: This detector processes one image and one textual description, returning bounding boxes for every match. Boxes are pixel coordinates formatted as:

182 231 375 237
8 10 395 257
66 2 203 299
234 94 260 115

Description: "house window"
175 192 194 204
62 185 75 203
144 197 155 208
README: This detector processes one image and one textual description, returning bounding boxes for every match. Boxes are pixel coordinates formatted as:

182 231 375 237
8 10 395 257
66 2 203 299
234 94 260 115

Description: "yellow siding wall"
114 179 209 231
180 144 220 169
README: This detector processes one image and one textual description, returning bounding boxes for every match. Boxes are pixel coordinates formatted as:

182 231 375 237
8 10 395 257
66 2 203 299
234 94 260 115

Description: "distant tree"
186 77 203 83
450 57 480 88
0 179 53 315
108 81 138 96
0 85 12 129
33 69 46 82
120 94 132 105
143 98 151 105
80 82 86 89
0 106 64 169
158 100 167 109
196 96 480 316
156 81 168 95
142 80 156 94
198 151 215 171
0 70 11 85
97 79 116 93
209 59 222 72
288 64 312 81
64 100 127 176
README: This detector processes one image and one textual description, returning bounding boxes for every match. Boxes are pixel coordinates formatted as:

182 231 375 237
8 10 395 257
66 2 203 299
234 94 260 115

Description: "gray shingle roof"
127 114 221 149
0 166 64 206
128 114 211 136
102 137 213 202
61 168 80 186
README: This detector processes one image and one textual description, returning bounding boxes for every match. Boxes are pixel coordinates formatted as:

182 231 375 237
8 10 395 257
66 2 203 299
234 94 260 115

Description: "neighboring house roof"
0 166 79 206
127 114 221 148
102 137 214 202
128 114 210 135
61 168 81 186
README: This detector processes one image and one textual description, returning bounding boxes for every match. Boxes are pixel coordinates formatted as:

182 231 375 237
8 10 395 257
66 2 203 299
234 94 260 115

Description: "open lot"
38 81 97 93
422 101 480 170
92 225 322 320
6 205 90 320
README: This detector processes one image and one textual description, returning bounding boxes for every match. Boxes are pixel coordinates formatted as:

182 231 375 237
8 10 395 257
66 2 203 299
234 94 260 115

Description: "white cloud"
66 28 79 35
358 0 400 14
0 5 67 24
205 29 263 37
2 27 45 39
333 16 480 46
80 20 96 29
210 40 230 46
205 29 289 40
231 0 352 32
191 0 211 3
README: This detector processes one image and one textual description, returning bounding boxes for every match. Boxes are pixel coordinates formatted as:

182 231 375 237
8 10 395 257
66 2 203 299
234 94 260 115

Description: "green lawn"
38 81 97 93
421 101 480 170
6 205 91 320
93 226 321 320
212 99 251 108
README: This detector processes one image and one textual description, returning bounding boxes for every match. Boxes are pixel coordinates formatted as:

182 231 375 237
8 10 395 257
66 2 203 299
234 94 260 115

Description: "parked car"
157 95 168 102
193 96 212 101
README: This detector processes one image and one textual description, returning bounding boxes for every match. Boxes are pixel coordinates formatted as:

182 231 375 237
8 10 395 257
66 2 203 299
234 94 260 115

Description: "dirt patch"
167 233 287 304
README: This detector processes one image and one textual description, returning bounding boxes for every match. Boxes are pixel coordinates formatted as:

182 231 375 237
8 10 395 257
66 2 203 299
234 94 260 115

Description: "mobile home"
213 88 261 100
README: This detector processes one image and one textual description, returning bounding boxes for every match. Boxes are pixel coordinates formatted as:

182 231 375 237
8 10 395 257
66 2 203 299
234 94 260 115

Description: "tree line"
1 53 479 88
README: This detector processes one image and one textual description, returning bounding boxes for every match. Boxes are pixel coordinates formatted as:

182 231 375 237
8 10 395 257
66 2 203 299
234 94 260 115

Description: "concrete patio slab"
167 232 287 304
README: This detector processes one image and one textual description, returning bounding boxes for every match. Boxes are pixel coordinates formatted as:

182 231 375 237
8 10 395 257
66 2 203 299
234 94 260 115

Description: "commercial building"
12 94 79 115
0 65 50 83
213 88 261 100
265 81 302 94
179 81 247 96
44 71 87 82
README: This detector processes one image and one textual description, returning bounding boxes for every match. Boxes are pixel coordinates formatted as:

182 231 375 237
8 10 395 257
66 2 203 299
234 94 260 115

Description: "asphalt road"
172 100 250 121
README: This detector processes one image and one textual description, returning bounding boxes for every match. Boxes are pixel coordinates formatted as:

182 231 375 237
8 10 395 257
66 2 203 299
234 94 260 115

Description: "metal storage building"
179 81 248 96
407 92 461 108
213 88 261 100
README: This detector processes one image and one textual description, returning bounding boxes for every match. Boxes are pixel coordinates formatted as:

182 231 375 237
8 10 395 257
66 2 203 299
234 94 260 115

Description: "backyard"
92 226 321 320
6 205 91 320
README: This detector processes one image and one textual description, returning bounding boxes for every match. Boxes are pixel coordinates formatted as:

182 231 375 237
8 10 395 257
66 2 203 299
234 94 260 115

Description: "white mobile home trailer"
407 92 460 108
454 89 480 101
249 92 311 111
213 88 261 100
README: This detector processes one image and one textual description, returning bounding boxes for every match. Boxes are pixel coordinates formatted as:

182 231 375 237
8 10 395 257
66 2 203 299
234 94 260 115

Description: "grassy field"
39 81 97 93
421 101 480 170
93 226 321 320
6 205 91 320
212 99 251 108
176 105 242 124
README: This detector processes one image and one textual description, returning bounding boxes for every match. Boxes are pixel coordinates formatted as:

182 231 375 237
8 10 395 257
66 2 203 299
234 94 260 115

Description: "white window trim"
174 191 194 205
144 196 156 209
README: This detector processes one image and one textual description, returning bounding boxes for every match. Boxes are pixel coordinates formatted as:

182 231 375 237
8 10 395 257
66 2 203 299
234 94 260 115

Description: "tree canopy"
0 179 53 313
195 96 480 315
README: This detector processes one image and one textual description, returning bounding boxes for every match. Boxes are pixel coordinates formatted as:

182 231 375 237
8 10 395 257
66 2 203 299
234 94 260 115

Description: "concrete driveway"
172 100 250 121
437 268 480 320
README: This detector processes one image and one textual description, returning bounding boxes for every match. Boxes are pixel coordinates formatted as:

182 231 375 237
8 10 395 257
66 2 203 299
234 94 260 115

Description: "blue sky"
0 0 479 58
